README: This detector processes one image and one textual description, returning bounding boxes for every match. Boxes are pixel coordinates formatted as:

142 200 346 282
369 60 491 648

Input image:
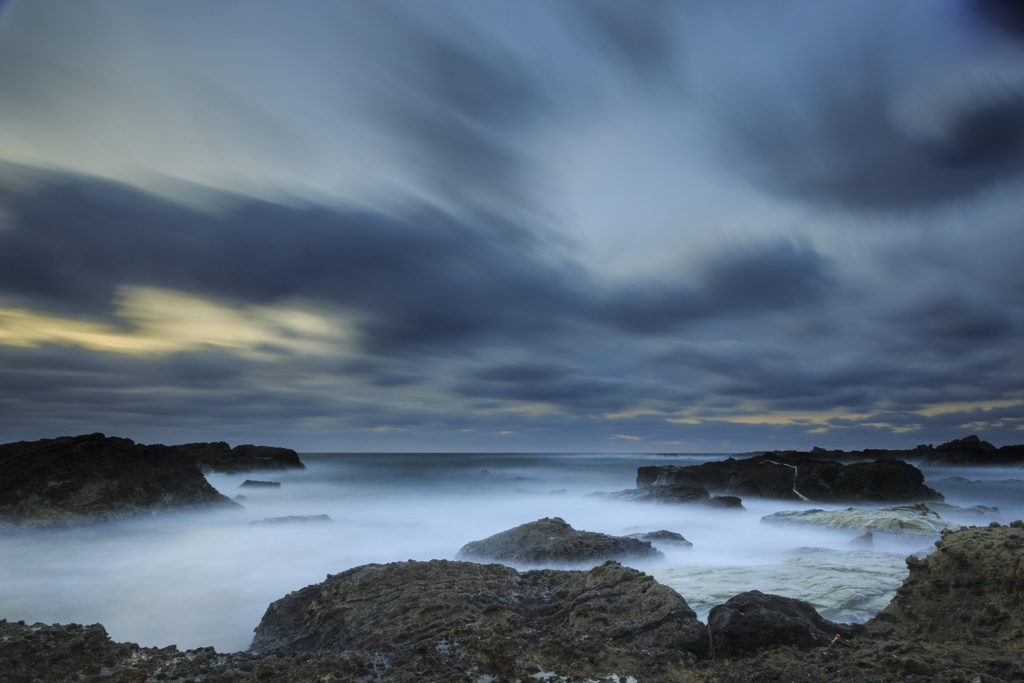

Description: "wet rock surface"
455 516 663 565
252 558 710 681
637 454 943 503
606 483 711 505
761 503 962 537
708 590 851 658
172 442 305 474
0 433 240 528
238 480 281 488
247 514 332 526
627 529 694 548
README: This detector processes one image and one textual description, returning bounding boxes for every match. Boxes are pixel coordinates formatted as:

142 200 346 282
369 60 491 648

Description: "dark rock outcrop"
0 433 240 528
708 590 850 658
627 530 693 548
455 517 663 565
637 454 943 503
251 558 709 680
172 442 305 474
707 495 744 509
922 434 1024 466
737 434 1024 467
239 480 281 488
607 484 711 505
247 514 332 526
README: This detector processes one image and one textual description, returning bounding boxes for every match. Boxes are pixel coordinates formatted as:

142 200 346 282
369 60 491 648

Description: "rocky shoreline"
0 434 304 528
3 434 1024 681
3 522 1023 682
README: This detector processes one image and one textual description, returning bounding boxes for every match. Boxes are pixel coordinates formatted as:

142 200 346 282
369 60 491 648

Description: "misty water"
1 453 1021 653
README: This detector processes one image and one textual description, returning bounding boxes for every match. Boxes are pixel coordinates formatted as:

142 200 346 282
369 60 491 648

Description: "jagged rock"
247 514 332 526
0 433 240 528
847 531 874 547
708 590 851 657
251 558 709 680
238 480 281 488
870 522 1024 649
456 517 663 565
761 503 961 537
637 455 943 503
0 619 375 683
173 442 305 474
707 495 744 509
627 530 693 548
606 484 711 505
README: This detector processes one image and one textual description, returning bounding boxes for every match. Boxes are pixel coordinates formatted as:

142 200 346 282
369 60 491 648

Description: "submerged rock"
606 484 711 505
238 480 281 489
627 530 693 548
0 433 240 528
651 547 909 624
637 455 943 503
251 558 709 680
707 495 745 509
456 517 663 565
847 531 874 547
247 514 332 526
761 503 961 537
708 590 850 658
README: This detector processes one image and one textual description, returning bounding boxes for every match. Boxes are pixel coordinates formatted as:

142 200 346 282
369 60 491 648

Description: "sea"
1 452 1021 653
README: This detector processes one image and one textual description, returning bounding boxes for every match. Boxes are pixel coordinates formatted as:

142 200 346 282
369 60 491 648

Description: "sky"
0 0 1023 452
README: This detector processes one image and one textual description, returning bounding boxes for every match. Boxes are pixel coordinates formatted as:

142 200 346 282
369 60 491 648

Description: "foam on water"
0 452 1020 652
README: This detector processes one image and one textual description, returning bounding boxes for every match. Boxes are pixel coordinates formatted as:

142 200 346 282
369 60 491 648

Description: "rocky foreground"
3 522 1023 683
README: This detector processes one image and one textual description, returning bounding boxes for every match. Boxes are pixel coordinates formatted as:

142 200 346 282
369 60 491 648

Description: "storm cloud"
0 0 1022 451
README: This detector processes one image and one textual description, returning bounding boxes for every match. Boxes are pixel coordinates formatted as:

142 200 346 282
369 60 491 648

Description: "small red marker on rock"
830 634 841 645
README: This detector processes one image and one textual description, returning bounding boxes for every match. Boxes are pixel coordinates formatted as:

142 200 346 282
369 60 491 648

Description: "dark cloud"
604 241 835 334
558 0 681 83
705 2 1024 209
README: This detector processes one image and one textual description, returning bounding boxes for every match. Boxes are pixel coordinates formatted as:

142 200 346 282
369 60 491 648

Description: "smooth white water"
0 453 1019 653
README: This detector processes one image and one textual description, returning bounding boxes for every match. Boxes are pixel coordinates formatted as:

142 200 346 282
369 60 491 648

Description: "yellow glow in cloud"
913 399 1023 417
610 434 642 441
499 403 561 416
601 408 667 420
0 287 349 357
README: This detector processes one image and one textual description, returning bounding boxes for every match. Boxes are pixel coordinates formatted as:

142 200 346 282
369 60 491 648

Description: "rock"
761 503 961 537
870 523 1024 648
652 547 909 624
455 517 663 565
922 501 999 524
923 435 1024 467
627 530 693 548
707 495 744 509
0 433 240 528
247 514 333 526
606 484 711 505
238 480 281 488
251 558 709 680
548 488 568 495
637 455 943 503
0 619 375 683
847 531 873 547
172 442 305 474
234 494 247 501
708 590 851 657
